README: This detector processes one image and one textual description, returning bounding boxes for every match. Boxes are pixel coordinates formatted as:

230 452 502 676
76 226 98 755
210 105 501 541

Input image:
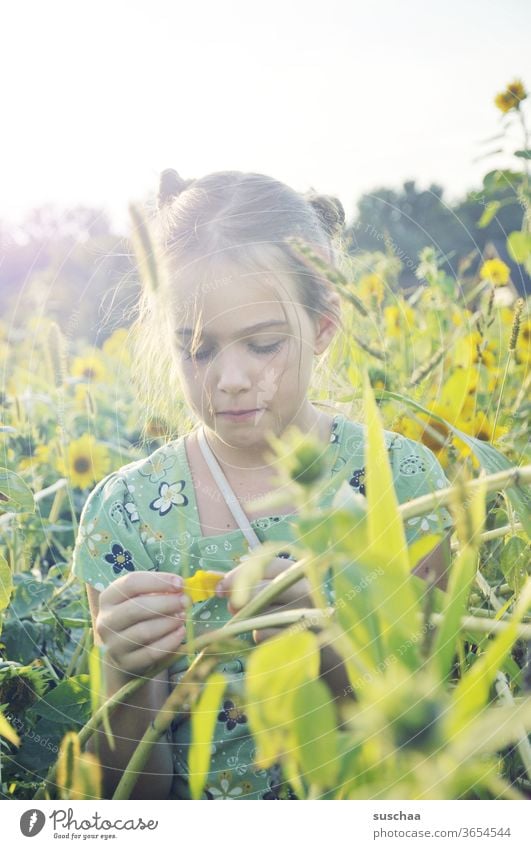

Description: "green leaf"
0 710 20 746
378 390 531 537
477 201 501 228
291 679 339 787
430 545 480 683
245 631 320 768
188 672 226 800
500 537 529 593
31 675 91 725
445 581 531 738
364 373 409 577
0 468 35 514
507 231 531 265
450 697 531 763
514 149 531 160
0 552 13 615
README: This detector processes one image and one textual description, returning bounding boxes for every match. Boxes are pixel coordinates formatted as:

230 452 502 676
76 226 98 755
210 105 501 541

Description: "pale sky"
2 0 531 232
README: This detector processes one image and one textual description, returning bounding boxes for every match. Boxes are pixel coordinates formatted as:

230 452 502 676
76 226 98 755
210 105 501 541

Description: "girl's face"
172 271 337 447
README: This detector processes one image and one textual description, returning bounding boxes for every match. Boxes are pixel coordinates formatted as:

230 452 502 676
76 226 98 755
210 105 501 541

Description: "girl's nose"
214 349 253 392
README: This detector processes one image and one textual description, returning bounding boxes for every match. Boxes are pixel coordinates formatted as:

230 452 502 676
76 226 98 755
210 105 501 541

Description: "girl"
71 169 453 800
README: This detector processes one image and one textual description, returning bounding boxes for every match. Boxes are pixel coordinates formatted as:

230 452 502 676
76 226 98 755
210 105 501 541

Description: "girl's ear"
313 291 341 355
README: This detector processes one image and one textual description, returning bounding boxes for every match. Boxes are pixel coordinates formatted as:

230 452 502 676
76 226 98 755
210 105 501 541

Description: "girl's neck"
199 403 332 472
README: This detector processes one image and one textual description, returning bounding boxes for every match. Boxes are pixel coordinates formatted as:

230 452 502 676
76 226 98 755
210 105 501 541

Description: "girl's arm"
85 584 176 800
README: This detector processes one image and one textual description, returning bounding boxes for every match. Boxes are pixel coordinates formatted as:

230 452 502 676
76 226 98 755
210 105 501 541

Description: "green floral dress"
71 413 453 799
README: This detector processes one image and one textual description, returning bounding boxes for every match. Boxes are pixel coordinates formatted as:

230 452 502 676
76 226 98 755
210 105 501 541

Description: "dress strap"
197 427 261 550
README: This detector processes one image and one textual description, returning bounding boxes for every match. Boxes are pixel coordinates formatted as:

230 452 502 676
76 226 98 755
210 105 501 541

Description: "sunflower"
391 403 452 465
479 258 510 287
102 327 132 367
18 443 51 471
515 316 531 366
71 353 108 384
357 273 385 308
58 434 110 490
494 79 527 113
384 303 416 339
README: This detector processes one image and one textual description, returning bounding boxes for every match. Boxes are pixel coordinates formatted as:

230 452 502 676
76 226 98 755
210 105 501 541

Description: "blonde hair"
128 169 347 444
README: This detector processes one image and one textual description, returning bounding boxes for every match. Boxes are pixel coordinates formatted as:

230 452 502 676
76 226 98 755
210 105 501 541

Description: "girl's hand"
215 556 313 644
96 572 190 677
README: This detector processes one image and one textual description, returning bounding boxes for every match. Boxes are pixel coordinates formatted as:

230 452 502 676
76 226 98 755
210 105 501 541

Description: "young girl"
71 169 454 800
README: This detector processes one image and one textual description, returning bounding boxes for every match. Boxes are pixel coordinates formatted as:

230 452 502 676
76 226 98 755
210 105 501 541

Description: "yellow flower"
458 412 508 444
57 434 110 490
18 443 51 471
102 328 132 367
184 570 224 603
71 353 108 383
479 258 510 287
455 332 498 371
384 303 416 339
357 273 385 307
391 403 451 465
494 79 527 113
515 316 531 366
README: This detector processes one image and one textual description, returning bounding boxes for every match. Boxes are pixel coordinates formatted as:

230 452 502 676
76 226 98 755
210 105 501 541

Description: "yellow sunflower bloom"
458 412 508 444
479 258 510 287
357 273 385 308
71 353 108 384
102 328 132 367
384 303 416 339
58 434 110 490
494 79 527 113
515 316 531 366
18 444 51 471
183 570 224 603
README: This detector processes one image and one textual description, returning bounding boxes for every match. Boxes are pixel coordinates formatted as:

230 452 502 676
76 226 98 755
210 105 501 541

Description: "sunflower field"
0 79 530 801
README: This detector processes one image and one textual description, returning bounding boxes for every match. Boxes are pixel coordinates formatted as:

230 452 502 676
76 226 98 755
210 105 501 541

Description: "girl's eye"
181 340 283 361
249 341 283 355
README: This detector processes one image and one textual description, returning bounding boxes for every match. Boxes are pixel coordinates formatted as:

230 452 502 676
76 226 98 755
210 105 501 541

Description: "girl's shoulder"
71 434 195 591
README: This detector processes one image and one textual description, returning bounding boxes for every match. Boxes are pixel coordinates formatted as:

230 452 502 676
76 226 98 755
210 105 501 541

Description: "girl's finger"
102 571 184 607
118 626 187 676
100 592 190 634
107 616 184 659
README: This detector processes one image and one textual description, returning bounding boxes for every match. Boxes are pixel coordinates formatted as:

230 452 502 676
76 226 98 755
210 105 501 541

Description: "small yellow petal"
184 570 224 603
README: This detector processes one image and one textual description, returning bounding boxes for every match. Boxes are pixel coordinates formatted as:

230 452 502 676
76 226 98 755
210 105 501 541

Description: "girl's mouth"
217 409 262 421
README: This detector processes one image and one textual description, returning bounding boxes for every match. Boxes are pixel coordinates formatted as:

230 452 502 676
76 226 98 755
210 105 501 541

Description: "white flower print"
149 480 188 515
407 513 441 533
124 501 139 522
207 771 243 799
79 521 110 555
139 452 177 483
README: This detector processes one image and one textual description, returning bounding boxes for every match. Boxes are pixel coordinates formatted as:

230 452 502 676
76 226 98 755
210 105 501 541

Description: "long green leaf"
188 672 226 800
0 710 20 746
445 581 531 738
0 552 13 615
291 679 339 787
430 475 486 682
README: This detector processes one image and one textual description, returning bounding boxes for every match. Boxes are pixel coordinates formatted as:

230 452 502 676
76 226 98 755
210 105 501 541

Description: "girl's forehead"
172 271 301 332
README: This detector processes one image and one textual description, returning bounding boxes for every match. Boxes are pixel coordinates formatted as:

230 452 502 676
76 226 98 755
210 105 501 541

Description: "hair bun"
157 169 193 209
306 192 345 239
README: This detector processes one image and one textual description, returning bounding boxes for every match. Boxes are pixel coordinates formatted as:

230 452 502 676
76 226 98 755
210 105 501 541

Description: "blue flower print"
349 467 366 496
217 699 247 732
104 543 135 575
149 480 189 515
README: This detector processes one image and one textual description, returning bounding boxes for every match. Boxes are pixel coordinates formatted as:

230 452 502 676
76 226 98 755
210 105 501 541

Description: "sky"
2 0 531 233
